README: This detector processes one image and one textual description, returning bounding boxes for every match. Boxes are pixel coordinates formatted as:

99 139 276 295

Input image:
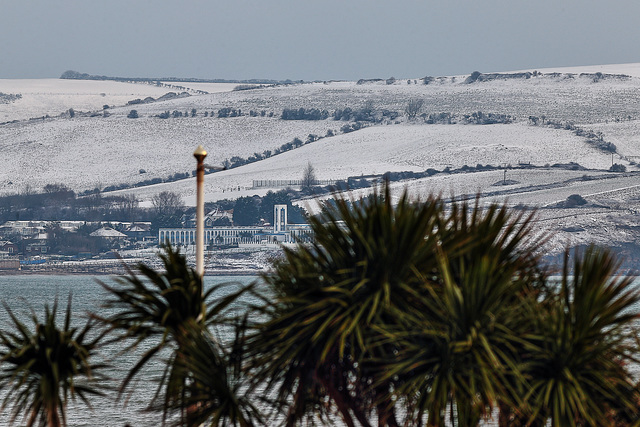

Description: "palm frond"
96 243 254 424
521 245 640 426
0 295 108 427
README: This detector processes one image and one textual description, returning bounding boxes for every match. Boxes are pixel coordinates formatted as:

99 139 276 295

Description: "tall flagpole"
193 145 207 278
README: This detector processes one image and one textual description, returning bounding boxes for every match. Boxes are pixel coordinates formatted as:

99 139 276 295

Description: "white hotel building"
158 205 312 247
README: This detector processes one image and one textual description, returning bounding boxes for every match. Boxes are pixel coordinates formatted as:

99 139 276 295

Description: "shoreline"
0 266 265 277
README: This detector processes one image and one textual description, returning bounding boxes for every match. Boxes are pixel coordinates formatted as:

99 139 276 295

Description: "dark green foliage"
387 200 546 426
96 244 252 423
422 76 435 84
247 186 450 426
218 107 241 118
259 190 307 225
332 107 353 120
0 297 108 427
0 92 22 104
245 185 640 426
45 222 113 255
2 185 639 426
232 196 260 226
332 104 384 123
213 216 232 226
466 71 482 83
281 108 329 120
259 190 291 223
610 163 627 172
228 156 247 168
426 168 439 176
340 122 364 133
518 246 640 426
166 322 263 427
566 194 587 206
462 111 513 124
425 111 455 124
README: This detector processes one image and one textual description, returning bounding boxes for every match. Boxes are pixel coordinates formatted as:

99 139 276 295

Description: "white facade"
159 226 268 246
159 203 313 247
274 204 287 233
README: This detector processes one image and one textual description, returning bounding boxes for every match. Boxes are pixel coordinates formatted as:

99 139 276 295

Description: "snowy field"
1 64 640 207
509 62 640 78
159 82 245 93
0 114 336 194
0 79 167 122
102 122 613 206
0 79 238 123
102 71 640 125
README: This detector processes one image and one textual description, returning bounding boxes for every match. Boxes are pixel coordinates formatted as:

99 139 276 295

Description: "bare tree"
152 191 185 227
43 183 71 194
114 194 139 222
301 162 317 191
152 191 184 215
404 99 424 120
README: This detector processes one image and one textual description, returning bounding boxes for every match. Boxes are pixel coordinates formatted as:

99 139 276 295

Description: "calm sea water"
0 274 257 427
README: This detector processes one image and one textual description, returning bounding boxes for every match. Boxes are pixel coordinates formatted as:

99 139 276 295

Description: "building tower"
274 204 287 233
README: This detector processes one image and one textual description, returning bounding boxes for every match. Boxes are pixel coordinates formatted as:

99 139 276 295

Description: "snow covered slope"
5 64 640 264
1 63 640 204
0 79 170 122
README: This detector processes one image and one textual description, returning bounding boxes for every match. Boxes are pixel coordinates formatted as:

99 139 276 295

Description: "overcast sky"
2 0 640 81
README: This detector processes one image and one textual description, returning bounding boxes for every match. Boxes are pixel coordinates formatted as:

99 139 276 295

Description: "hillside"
2 69 639 195
3 65 640 265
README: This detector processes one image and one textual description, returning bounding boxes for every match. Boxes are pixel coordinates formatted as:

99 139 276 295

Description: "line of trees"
0 185 145 223
281 107 329 120
221 130 338 170
528 117 618 153
229 189 308 226
0 184 310 232
0 92 22 104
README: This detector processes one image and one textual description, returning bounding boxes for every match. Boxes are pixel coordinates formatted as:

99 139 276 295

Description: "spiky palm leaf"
247 185 456 426
165 318 263 427
383 200 545 426
96 244 252 423
0 296 108 427
521 246 640 427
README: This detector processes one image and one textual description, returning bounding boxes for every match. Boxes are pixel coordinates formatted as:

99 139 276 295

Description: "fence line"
252 179 338 189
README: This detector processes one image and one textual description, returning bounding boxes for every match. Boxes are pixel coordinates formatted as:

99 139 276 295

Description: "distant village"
0 190 313 273
0 218 158 269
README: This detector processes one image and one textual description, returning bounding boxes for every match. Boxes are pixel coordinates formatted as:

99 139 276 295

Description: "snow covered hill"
4 64 640 264
2 66 640 197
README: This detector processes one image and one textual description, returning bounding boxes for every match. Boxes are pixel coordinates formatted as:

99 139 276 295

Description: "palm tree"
96 244 252 424
519 246 640 426
166 319 263 427
247 185 460 426
0 296 108 427
381 199 546 426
